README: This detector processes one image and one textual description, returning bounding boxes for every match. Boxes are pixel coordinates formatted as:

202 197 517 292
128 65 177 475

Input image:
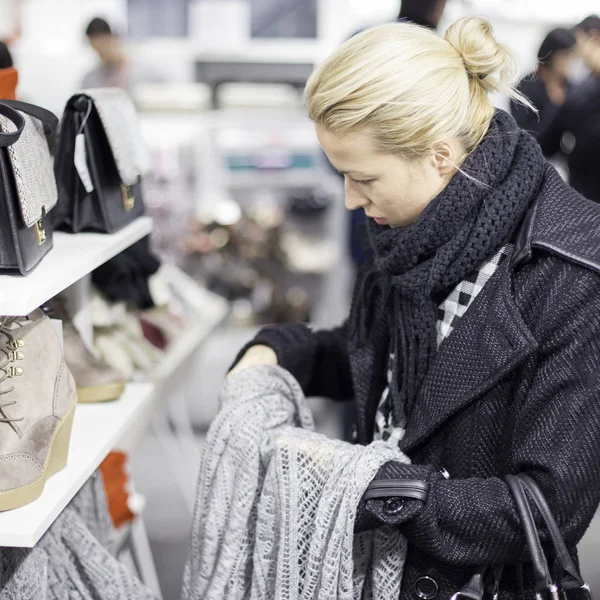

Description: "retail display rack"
0 216 228 599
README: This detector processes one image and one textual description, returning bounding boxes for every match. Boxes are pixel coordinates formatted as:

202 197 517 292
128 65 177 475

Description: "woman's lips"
373 217 389 226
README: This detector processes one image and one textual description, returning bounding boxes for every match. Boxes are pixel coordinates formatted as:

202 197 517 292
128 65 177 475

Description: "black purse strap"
505 474 559 600
451 566 488 600
452 566 504 600
0 103 25 147
517 474 593 598
0 100 58 136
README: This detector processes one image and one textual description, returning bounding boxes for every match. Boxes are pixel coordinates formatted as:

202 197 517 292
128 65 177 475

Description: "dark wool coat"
235 166 600 599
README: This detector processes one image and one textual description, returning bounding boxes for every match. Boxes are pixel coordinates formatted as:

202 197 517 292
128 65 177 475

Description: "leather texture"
453 567 487 600
512 166 600 274
0 101 56 275
0 113 57 227
0 143 53 274
517 474 586 590
363 478 429 502
54 92 146 234
505 475 553 594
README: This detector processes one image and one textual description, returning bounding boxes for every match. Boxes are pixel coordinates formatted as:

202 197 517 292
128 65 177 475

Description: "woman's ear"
431 141 461 177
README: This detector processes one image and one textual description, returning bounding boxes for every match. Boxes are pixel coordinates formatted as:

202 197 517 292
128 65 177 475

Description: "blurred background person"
538 15 600 203
398 0 446 30
81 17 164 90
0 41 18 100
510 27 577 136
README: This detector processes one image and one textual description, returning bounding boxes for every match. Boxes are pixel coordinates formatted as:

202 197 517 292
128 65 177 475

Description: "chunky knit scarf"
350 110 545 428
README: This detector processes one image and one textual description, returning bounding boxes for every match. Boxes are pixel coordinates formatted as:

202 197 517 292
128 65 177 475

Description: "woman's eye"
352 178 373 185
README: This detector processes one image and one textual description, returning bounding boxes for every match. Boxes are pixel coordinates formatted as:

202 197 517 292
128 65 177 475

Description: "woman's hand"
228 345 278 377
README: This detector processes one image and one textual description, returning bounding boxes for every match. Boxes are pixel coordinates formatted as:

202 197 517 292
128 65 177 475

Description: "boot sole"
77 381 126 403
0 401 77 511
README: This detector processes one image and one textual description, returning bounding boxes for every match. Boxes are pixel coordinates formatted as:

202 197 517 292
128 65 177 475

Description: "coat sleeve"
230 320 353 401
357 267 600 567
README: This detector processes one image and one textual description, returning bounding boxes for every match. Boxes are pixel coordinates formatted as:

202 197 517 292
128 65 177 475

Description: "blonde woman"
231 17 600 598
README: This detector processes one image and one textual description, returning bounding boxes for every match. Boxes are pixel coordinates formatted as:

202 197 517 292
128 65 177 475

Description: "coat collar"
511 165 600 275
400 253 538 452
401 164 600 452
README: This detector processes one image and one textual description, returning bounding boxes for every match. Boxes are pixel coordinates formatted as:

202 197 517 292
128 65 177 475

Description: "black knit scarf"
349 110 545 428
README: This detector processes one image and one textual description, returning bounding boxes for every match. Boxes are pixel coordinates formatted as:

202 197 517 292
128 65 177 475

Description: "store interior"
0 0 599 598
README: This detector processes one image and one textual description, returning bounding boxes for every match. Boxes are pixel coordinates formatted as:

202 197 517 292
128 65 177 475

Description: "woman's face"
316 125 456 228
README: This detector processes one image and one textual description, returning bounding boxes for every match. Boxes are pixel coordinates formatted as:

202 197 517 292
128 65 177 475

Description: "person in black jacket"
510 28 576 136
398 0 446 30
538 15 600 202
230 16 600 600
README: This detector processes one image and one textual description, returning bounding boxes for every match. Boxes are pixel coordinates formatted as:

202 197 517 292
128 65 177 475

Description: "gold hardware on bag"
7 366 23 377
121 184 135 212
34 207 47 246
34 220 46 245
9 339 24 350
8 351 24 361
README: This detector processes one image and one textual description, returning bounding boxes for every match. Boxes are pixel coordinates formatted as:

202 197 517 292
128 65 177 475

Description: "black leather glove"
355 460 444 533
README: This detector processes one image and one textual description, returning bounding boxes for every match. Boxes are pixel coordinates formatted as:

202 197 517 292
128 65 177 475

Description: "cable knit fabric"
182 366 410 600
353 109 544 426
235 162 600 599
0 473 155 600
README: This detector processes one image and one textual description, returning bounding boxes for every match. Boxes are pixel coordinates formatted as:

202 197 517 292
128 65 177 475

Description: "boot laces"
0 317 25 424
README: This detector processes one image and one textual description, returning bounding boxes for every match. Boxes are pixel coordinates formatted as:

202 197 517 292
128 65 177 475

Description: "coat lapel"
401 262 538 452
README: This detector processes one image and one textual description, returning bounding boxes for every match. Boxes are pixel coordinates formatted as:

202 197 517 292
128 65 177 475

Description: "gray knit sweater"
0 473 155 600
182 366 409 600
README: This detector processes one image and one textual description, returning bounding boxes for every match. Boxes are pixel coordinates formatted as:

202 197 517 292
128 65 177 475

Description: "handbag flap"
0 112 57 228
81 88 151 186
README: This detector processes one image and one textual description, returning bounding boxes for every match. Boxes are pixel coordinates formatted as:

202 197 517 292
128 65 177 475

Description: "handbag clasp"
34 208 47 246
120 184 135 212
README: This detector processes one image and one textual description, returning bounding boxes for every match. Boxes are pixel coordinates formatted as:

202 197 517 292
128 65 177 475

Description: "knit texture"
0 473 155 600
375 245 511 440
235 165 600 598
182 366 409 600
353 109 545 426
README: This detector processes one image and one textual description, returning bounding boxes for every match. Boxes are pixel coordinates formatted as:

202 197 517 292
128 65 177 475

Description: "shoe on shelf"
49 297 127 403
139 308 187 350
0 310 77 511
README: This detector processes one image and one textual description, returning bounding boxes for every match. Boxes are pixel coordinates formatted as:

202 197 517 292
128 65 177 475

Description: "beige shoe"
0 311 77 511
50 297 126 403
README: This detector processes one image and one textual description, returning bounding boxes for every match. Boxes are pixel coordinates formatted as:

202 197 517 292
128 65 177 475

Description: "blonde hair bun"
444 17 519 95
306 17 531 158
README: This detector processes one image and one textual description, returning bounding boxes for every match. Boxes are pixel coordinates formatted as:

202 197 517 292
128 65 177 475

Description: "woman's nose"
344 177 369 211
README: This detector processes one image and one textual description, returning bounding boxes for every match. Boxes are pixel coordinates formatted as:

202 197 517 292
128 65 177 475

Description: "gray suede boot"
49 297 126 403
0 310 77 511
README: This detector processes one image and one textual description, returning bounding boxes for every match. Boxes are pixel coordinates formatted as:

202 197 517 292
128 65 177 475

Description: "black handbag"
505 474 593 600
453 475 593 600
0 100 59 275
54 87 149 234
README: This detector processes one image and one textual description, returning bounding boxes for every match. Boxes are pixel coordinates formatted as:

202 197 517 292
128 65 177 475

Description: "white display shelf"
0 217 153 316
0 383 154 548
